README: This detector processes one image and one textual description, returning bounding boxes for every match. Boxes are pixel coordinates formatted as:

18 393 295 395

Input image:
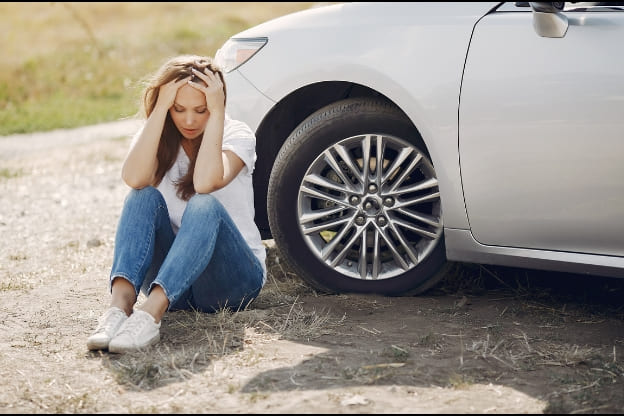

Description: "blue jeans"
109 187 264 312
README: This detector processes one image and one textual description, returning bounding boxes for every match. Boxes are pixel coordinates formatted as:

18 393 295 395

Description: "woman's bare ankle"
110 276 137 316
139 286 169 323
110 301 134 317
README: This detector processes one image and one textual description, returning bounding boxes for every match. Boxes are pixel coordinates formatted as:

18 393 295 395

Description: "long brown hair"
141 55 227 200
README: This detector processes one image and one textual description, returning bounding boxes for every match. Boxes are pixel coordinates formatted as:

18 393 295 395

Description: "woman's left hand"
188 68 225 113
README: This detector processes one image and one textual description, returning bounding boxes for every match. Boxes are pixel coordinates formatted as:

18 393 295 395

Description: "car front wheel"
267 98 448 295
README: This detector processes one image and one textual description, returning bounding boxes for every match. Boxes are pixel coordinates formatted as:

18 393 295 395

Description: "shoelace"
115 312 152 338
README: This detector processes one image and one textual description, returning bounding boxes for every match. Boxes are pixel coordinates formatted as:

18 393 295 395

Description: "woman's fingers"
189 69 223 93
176 75 192 85
187 68 225 110
191 68 207 82
191 68 221 86
157 76 192 109
162 76 191 95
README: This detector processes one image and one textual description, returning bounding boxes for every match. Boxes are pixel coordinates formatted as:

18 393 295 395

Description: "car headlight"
214 37 268 73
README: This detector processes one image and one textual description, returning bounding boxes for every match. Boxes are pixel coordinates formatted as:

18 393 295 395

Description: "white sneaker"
87 306 128 350
108 310 161 353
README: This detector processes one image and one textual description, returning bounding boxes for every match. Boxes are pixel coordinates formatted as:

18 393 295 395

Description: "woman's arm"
121 106 167 189
121 77 189 189
190 68 245 193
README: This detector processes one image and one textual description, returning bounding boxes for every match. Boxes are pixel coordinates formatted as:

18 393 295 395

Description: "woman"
87 55 266 353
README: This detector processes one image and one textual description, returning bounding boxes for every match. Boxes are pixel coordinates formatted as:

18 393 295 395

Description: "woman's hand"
188 68 225 114
155 76 190 112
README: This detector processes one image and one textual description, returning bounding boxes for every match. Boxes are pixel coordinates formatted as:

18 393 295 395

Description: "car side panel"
459 8 624 257
445 228 624 278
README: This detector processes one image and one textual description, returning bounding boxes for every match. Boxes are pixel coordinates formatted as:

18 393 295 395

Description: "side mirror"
530 2 568 38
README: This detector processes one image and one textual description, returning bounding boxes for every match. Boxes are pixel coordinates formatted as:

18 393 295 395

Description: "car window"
564 2 624 11
497 2 624 12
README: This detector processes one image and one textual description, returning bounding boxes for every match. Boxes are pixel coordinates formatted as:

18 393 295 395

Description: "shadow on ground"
241 255 624 413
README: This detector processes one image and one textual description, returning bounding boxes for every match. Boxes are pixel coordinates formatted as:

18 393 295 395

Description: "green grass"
0 167 24 179
0 2 316 135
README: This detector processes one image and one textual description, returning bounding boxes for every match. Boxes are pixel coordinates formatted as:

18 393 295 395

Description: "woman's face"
169 83 210 140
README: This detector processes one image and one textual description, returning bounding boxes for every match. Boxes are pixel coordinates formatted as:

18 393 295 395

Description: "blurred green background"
0 2 314 135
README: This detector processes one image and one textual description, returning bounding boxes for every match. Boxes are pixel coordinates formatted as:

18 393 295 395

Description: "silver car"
215 2 624 295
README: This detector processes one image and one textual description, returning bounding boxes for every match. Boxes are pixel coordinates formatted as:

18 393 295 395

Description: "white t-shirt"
134 114 267 282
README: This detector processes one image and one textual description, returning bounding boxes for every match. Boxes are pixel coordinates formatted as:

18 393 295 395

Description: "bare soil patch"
1 122 623 413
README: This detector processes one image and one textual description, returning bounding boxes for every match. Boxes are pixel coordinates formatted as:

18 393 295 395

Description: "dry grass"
464 331 604 371
97 245 344 391
101 305 342 390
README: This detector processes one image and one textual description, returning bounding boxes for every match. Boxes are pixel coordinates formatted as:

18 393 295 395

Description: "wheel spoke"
374 223 410 270
301 215 352 235
334 143 364 185
372 229 381 279
329 224 365 267
300 183 349 207
387 153 423 193
303 172 352 194
300 205 351 224
394 190 440 209
376 135 385 186
396 208 441 229
386 221 420 264
361 135 371 183
391 216 439 240
321 219 356 261
323 149 358 193
358 228 368 278
387 177 438 197
382 147 413 184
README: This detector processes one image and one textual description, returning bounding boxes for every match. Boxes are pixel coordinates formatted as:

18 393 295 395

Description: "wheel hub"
362 196 381 217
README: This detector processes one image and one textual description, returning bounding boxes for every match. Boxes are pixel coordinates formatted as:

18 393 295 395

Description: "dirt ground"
1 120 623 414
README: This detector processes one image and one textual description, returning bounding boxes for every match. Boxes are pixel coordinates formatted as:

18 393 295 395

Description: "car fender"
232 2 499 229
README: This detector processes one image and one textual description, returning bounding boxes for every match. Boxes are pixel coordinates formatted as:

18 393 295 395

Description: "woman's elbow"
194 179 224 194
121 170 151 190
123 178 147 190
194 184 218 194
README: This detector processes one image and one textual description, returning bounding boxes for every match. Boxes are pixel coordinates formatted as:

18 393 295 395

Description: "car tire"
267 98 449 295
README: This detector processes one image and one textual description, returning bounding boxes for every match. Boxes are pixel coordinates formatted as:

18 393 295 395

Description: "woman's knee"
125 186 164 207
185 193 223 216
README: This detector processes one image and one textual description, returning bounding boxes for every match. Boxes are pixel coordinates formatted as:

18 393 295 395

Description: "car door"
458 2 624 257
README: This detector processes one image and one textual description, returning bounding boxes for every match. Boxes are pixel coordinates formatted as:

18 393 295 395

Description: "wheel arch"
252 81 427 239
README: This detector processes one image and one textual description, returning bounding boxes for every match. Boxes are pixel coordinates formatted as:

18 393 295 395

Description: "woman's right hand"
155 76 190 112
